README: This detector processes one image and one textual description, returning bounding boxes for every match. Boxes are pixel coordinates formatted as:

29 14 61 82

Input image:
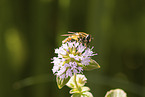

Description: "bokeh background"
0 0 145 97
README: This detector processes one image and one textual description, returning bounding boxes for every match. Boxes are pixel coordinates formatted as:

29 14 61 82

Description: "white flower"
51 42 97 79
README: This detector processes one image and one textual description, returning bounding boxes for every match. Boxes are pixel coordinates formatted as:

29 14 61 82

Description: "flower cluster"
51 41 97 79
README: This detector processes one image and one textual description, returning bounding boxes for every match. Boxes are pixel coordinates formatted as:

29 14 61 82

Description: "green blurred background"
0 0 145 97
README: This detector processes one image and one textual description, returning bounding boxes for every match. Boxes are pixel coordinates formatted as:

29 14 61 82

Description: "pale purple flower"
77 44 86 53
70 62 77 70
74 55 80 61
62 43 69 50
81 57 91 66
52 65 59 74
57 67 66 76
51 57 60 65
82 47 97 57
73 69 78 73
66 69 72 78
78 67 83 73
74 42 79 47
68 42 74 48
51 41 97 79
69 54 75 58
60 74 66 79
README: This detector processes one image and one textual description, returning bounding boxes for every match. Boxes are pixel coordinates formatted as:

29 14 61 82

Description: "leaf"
82 92 93 97
56 76 70 89
105 89 127 97
71 93 81 97
83 59 100 71
70 88 80 94
81 86 90 92
66 74 87 89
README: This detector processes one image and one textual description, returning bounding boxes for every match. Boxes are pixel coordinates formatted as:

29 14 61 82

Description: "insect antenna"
67 32 75 33
61 34 72 36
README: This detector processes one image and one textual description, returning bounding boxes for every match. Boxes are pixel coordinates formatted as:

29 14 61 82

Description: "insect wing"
67 32 75 33
61 34 72 36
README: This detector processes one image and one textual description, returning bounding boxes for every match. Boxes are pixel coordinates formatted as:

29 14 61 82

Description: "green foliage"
71 92 93 97
66 74 93 97
105 89 127 97
83 59 100 71
66 74 87 89
82 92 93 97
71 93 81 97
56 76 70 89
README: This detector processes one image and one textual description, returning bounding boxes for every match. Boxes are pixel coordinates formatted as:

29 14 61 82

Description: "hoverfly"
61 32 92 46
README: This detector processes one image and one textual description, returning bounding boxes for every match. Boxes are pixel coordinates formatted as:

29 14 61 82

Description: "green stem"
74 74 79 89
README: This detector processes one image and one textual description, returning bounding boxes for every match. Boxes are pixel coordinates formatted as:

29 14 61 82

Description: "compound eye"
82 37 86 41
86 35 91 41
71 39 75 42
